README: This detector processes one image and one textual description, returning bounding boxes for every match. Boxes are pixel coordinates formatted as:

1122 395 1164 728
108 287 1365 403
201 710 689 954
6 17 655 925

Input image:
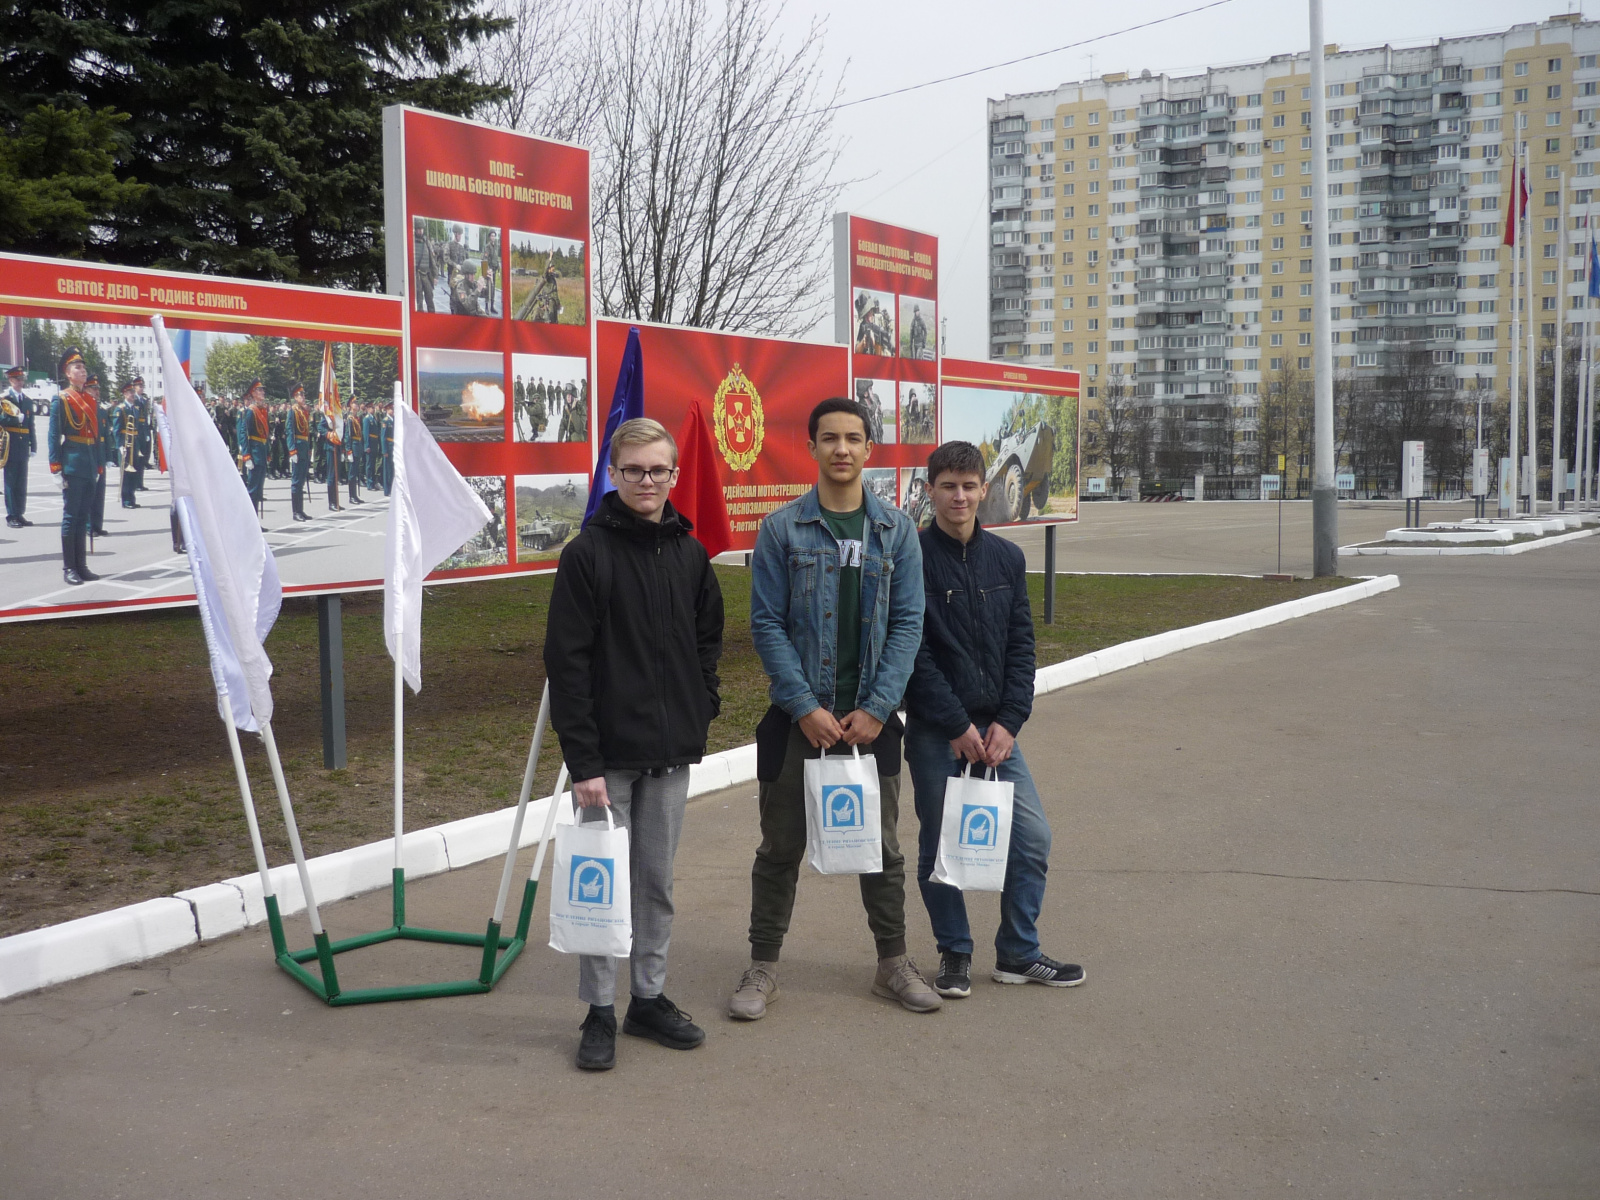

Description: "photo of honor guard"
380 400 394 495
347 401 366 502
288 383 313 521
544 418 725 1071
903 440 1082 1000
363 401 381 489
413 216 439 313
236 379 270 516
1 362 35 528
91 377 116 537
46 347 106 586
729 397 936 1020
316 398 343 512
112 377 149 509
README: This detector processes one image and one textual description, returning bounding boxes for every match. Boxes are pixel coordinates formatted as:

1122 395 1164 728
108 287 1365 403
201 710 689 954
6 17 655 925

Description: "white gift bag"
803 745 883 875
931 763 1015 892
548 801 633 957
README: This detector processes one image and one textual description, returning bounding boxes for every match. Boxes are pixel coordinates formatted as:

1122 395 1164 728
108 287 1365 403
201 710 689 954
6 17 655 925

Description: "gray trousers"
577 767 690 1006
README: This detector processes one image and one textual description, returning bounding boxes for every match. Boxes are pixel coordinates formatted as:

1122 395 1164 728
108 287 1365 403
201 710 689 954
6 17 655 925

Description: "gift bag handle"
957 760 999 782
571 790 617 830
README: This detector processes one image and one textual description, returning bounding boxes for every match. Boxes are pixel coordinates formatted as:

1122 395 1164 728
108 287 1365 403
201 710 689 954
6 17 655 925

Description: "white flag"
152 315 282 729
384 389 492 693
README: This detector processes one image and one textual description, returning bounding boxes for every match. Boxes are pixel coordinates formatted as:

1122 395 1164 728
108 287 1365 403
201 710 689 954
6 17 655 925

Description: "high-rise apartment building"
988 13 1598 488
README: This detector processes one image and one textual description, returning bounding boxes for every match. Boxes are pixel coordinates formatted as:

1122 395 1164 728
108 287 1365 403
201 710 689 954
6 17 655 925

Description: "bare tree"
472 0 844 337
1092 376 1137 495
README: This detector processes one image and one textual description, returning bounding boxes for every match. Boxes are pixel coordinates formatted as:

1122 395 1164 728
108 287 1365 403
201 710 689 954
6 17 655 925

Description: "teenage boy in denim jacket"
728 397 940 1018
903 440 1084 997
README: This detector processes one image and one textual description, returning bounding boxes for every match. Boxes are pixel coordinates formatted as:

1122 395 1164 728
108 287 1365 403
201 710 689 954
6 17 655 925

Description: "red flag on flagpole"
1503 158 1527 248
672 399 733 561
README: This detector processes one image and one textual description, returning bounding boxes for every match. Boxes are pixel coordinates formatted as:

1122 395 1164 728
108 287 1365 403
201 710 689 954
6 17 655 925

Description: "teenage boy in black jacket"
544 418 725 1071
903 440 1084 999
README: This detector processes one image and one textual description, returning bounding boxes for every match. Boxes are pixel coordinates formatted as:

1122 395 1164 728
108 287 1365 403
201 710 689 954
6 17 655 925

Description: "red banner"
0 253 401 342
384 106 595 575
596 318 848 549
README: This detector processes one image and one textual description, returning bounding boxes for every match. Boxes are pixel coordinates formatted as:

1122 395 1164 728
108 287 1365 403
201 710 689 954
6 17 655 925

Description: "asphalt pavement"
1 516 1596 1198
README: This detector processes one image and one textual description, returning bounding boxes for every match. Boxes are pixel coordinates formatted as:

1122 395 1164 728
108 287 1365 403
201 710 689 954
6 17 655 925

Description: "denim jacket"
750 484 924 723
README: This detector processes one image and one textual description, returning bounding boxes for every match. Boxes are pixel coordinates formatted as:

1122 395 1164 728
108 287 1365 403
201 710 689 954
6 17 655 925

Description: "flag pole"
478 679 552 982
392 377 407 931
518 762 571 939
1555 173 1567 511
1586 282 1596 508
259 718 339 997
1510 132 1523 514
1527 132 1539 514
217 672 283 952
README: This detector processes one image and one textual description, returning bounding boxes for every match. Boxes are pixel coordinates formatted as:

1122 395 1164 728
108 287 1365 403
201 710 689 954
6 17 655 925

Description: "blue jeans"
905 717 1052 963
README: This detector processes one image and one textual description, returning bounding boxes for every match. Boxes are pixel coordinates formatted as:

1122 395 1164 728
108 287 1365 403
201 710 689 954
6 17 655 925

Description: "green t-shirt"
820 502 866 713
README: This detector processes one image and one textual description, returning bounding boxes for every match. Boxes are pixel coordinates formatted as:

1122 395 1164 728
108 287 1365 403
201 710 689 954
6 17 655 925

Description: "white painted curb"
1034 574 1399 695
1340 528 1596 557
0 575 1401 1000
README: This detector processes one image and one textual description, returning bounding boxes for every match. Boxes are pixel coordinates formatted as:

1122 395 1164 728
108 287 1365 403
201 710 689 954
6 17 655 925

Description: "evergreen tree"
0 104 147 257
1 0 506 287
113 343 137 394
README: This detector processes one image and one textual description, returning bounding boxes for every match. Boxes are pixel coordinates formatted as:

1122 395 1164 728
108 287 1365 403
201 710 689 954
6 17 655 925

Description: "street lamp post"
1309 0 1337 575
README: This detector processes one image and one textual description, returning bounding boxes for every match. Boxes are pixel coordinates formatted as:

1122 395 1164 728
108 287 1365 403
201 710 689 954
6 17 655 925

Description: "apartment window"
1272 113 1286 129
1272 211 1285 225
1271 309 1284 322
1087 134 1099 148
1547 111 1562 126
1272 89 1286 104
1270 138 1285 153
1514 62 1529 77
1486 65 1503 80
1548 58 1562 72
1269 333 1283 347
1271 237 1285 250
1300 136 1312 150
1270 284 1284 298
1356 351 1377 366
1272 162 1285 177
1483 92 1502 108
1298 356 1311 370
1542 269 1558 285
1546 139 1560 153
1298 331 1312 346
1514 88 1529 103
1548 85 1563 100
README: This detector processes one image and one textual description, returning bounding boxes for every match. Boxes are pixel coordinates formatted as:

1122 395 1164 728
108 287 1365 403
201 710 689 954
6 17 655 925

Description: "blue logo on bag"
569 856 614 909
958 804 999 848
823 784 865 830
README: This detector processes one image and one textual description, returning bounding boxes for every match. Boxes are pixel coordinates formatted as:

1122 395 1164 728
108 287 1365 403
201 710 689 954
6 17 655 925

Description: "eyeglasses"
617 465 677 483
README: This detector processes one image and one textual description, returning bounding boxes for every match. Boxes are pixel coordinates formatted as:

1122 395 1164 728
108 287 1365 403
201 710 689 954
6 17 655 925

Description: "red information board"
832 213 939 471
0 251 404 623
595 318 850 550
382 105 595 573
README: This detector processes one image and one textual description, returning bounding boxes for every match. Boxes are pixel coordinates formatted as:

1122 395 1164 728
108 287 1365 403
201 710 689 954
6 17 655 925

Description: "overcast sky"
776 0 1573 359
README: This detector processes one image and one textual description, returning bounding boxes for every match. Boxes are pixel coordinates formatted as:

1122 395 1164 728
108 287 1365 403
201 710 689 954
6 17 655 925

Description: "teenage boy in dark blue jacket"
903 440 1084 997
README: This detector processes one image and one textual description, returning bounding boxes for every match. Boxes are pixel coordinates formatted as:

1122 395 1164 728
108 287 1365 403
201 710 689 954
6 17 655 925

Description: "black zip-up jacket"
543 491 724 781
904 520 1035 740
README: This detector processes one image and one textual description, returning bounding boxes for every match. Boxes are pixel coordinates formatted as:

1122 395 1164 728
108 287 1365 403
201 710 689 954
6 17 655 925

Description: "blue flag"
582 326 645 527
1588 232 1599 299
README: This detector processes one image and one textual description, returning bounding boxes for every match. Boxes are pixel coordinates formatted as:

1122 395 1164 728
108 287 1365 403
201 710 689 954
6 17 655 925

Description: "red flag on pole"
1503 159 1527 247
672 399 733 561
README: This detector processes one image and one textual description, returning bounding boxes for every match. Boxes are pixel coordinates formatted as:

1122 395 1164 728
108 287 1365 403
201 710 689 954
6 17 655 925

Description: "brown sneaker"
728 960 779 1021
872 954 943 1013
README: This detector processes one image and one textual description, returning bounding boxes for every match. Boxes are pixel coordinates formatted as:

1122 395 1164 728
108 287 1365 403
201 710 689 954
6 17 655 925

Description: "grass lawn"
0 569 1351 936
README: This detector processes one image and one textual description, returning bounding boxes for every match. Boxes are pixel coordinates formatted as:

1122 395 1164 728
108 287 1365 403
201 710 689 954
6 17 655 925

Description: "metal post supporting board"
1043 524 1056 625
317 594 347 770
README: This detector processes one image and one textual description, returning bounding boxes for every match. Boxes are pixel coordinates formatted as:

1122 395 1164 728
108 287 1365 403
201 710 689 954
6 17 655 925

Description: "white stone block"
688 755 731 798
0 898 198 1000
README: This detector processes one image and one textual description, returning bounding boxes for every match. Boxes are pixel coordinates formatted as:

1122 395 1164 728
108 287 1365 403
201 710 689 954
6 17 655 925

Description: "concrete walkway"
3 540 1596 1198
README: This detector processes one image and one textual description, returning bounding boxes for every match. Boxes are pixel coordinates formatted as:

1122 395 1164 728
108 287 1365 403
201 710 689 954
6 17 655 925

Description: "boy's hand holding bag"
549 796 633 958
803 744 883 875
931 761 1014 892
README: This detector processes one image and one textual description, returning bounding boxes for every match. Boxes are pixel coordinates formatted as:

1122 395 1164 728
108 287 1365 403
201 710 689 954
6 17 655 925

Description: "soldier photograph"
317 397 344 513
288 382 313 521
898 297 934 361
363 401 381 489
236 379 271 516
91 378 117 535
853 287 896 357
511 352 585 443
1 362 34 528
413 215 440 313
509 230 586 325
900 381 936 445
47 347 106 585
113 376 149 508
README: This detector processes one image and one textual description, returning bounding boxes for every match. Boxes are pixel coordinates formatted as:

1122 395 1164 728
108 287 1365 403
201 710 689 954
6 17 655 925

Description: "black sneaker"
993 954 1085 988
934 950 972 998
622 993 706 1050
576 1006 616 1071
